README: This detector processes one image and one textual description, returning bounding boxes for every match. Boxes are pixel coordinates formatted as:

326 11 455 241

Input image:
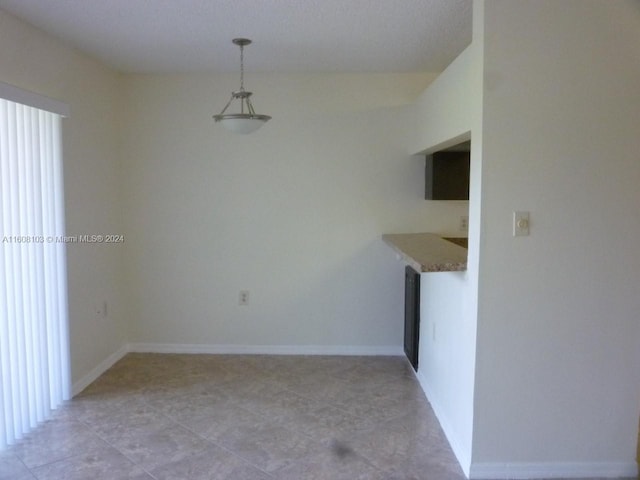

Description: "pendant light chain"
239 43 245 113
239 43 245 92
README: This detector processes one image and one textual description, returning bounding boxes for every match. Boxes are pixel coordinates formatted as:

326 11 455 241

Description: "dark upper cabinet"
425 151 470 200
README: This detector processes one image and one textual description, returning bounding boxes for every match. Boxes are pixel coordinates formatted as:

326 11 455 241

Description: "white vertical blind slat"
23 109 39 426
32 114 50 421
52 115 70 401
17 104 36 430
29 112 46 423
5 101 23 441
0 99 11 449
0 97 70 450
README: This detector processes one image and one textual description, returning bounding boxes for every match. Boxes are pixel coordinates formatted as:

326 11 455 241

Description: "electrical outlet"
460 215 469 232
239 290 250 306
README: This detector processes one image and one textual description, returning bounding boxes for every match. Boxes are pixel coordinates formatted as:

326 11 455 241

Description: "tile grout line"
164 407 277 479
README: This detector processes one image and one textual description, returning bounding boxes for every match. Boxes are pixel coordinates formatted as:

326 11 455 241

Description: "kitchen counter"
382 233 467 272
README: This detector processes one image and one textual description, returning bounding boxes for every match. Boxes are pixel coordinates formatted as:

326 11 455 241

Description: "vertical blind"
0 96 70 450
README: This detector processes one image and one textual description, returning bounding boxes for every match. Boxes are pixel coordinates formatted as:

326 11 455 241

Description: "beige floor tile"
0 451 35 480
9 417 110 469
216 420 320 472
30 446 152 480
0 353 501 480
148 445 271 480
106 424 211 471
282 403 376 442
179 402 267 440
83 404 179 444
274 447 387 480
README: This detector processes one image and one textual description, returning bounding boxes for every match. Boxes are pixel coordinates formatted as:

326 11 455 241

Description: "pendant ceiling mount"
232 38 251 47
213 38 271 134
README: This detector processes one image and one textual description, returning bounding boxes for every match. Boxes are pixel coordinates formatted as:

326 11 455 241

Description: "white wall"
406 5 485 475
0 11 127 390
418 270 475 474
407 45 480 157
118 72 474 352
472 1 640 477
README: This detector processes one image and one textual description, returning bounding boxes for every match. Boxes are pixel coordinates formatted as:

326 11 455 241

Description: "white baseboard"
414 369 472 478
71 344 129 396
412 370 639 480
128 343 403 357
469 461 639 479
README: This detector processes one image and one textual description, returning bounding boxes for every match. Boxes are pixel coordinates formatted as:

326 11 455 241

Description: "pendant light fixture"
213 38 271 134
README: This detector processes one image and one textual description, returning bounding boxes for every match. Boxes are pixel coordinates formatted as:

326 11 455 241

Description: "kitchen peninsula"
382 233 467 272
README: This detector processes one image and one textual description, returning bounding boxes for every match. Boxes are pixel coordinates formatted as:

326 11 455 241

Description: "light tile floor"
0 354 633 480
1 354 465 479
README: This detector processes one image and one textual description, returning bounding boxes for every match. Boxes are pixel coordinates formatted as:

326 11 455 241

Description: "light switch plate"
513 211 530 236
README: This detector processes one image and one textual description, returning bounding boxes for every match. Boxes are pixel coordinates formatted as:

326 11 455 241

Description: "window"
0 82 70 449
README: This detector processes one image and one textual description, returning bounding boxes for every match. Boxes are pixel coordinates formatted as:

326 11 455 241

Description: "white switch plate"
513 211 530 236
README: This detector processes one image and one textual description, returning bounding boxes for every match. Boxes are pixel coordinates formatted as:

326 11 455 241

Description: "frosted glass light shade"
216 115 270 134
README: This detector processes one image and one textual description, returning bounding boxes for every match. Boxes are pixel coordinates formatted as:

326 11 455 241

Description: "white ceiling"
0 0 472 74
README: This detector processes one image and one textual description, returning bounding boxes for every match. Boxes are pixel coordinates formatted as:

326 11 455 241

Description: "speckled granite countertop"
382 233 467 272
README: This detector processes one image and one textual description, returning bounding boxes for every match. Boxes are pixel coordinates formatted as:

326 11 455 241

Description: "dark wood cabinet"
404 266 420 371
425 151 470 200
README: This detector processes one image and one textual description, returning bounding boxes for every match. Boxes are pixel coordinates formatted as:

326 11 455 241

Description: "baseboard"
414 369 472 477
71 344 129 396
469 461 639 479
128 343 403 357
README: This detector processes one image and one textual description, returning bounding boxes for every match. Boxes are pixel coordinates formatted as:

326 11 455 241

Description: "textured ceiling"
0 0 472 74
